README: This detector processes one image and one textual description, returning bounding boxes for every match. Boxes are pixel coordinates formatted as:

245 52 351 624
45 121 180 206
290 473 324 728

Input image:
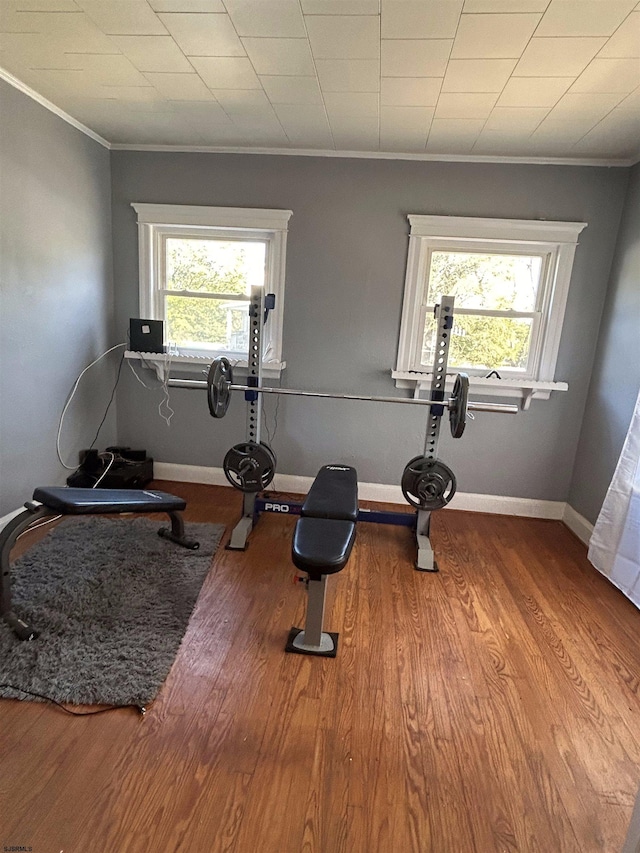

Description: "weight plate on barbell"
401 456 457 511
449 372 469 439
207 357 233 419
223 441 276 493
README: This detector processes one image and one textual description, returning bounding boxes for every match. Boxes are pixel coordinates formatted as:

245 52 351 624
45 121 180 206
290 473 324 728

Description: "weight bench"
286 465 358 657
0 487 199 641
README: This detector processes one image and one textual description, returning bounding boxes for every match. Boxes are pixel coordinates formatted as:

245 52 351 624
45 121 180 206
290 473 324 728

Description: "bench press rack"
168 286 517 568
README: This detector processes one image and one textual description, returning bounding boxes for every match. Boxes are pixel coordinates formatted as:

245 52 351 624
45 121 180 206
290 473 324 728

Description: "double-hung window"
131 204 292 374
394 215 587 402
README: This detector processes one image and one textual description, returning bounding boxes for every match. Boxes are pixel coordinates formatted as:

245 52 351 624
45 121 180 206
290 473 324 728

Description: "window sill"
125 351 285 381
391 370 568 410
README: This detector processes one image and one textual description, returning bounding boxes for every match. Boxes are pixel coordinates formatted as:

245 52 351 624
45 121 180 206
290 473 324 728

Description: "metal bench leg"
0 505 51 640
286 575 338 657
157 511 200 550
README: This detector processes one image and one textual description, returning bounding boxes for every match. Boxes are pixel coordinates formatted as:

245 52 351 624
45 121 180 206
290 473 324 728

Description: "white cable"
56 343 127 470
92 452 116 488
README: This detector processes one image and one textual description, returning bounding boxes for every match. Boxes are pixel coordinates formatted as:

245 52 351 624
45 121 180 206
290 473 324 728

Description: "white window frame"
130 203 292 376
393 215 587 405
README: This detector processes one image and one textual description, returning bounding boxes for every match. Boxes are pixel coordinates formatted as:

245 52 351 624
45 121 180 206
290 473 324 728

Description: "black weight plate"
449 373 469 439
223 441 275 493
207 357 233 419
401 456 457 510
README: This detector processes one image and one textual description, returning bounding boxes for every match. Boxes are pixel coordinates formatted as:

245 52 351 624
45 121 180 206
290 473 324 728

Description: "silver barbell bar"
168 377 519 415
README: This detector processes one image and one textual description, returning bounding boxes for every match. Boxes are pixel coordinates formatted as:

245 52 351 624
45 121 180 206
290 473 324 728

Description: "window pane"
427 251 542 311
165 238 266 295
422 313 533 372
166 294 250 353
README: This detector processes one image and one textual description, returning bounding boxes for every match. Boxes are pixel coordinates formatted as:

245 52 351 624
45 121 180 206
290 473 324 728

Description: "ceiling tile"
77 1 167 36
617 87 640 109
225 0 306 37
550 92 626 121
330 115 380 149
306 15 379 59
301 1 379 13
209 88 272 114
381 1 463 39
381 104 433 131
260 74 323 104
110 35 193 73
484 106 548 132
572 110 640 157
144 71 215 99
99 85 164 102
462 0 549 10
514 37 607 76
570 58 640 93
451 13 541 59
497 76 574 107
1 12 118 52
530 118 595 145
190 56 261 88
381 40 452 77
242 37 315 74
67 54 151 86
315 59 379 91
149 1 226 10
272 103 334 146
381 77 442 106
435 92 498 119
472 131 540 154
324 91 379 117
0 32 84 68
426 118 485 152
535 1 636 38
599 12 640 57
442 59 517 92
158 13 245 56
2 0 79 11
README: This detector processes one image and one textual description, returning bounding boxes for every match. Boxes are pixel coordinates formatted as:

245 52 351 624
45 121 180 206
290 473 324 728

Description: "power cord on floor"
0 683 146 716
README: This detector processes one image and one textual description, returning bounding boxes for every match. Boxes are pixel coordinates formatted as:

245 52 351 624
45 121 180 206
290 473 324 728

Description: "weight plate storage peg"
207 356 233 419
449 372 469 439
401 456 457 511
223 441 276 493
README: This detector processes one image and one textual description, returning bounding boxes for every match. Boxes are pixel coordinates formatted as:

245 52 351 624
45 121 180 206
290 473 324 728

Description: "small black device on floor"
66 447 154 489
129 318 164 353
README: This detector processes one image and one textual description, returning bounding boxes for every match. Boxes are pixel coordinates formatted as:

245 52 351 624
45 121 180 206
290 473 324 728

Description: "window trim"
394 214 587 402
132 203 292 370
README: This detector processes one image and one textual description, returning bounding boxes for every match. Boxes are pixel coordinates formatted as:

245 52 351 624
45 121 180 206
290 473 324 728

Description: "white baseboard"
562 504 594 545
154 462 566 519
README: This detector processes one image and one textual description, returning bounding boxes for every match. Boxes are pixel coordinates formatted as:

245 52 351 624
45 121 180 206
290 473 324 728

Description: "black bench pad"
32 487 186 514
292 517 356 580
301 465 358 522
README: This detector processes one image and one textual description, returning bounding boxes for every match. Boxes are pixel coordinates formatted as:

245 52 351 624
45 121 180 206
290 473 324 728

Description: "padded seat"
292 517 356 581
32 487 186 515
301 465 358 522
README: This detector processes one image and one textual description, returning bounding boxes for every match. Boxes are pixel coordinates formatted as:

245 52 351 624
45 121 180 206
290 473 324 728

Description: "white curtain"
588 388 640 609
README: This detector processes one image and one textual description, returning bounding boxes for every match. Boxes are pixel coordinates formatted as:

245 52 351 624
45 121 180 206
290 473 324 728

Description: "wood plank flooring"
1 481 639 852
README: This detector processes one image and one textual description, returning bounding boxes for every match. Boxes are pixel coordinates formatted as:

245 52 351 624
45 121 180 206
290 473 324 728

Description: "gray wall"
569 163 640 524
0 80 116 515
111 152 629 501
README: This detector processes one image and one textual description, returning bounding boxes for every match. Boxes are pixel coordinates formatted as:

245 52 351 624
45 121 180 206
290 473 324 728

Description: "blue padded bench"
0 487 199 641
286 465 358 657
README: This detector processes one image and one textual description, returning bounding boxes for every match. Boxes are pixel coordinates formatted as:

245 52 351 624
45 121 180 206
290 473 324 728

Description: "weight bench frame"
0 489 199 641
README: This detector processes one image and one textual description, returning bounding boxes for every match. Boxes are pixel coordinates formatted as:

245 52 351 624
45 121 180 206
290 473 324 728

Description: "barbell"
198 357 519 439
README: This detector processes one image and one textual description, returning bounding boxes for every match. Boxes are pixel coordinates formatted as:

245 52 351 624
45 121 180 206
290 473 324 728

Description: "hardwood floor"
1 481 639 852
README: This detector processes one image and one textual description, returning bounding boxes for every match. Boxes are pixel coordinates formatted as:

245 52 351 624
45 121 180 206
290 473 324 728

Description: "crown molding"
2 65 637 167
0 66 110 149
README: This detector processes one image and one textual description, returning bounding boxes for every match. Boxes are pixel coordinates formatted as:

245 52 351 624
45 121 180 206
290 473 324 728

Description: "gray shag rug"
0 516 224 707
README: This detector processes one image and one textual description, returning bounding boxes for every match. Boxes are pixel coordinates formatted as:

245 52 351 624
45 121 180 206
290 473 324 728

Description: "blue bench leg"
286 575 338 657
